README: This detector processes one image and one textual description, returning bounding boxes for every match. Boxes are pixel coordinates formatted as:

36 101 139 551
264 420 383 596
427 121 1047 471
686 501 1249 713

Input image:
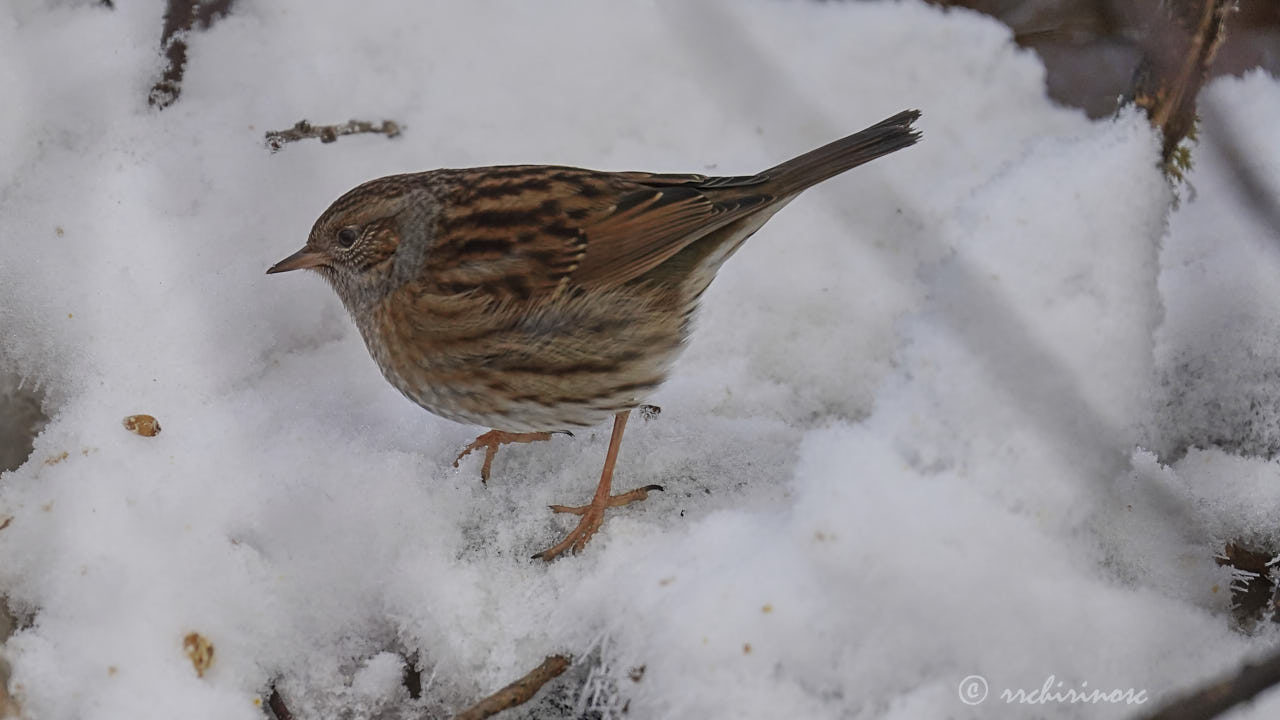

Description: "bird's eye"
337 227 359 248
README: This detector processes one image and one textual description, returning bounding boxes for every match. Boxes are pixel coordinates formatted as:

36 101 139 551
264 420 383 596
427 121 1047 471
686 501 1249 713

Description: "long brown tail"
766 110 921 194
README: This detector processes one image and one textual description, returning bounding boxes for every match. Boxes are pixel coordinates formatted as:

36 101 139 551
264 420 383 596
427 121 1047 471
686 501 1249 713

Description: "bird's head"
268 174 435 313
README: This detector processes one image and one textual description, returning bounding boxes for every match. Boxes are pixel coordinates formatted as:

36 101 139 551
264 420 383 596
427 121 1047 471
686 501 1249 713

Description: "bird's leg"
454 429 555 484
534 411 664 562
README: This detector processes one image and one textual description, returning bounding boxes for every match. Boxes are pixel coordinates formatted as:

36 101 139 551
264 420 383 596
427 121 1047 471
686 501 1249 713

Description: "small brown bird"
268 110 920 560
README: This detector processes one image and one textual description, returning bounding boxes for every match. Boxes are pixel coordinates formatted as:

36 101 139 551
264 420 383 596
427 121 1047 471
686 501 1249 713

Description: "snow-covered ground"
3 1 1280 718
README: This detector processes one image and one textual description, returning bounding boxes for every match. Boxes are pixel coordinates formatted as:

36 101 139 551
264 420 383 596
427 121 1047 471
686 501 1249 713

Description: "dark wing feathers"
424 110 920 300
571 183 771 289
429 165 781 299
610 171 770 189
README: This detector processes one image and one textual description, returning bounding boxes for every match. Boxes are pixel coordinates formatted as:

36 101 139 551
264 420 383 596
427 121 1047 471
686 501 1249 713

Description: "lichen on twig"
264 119 402 153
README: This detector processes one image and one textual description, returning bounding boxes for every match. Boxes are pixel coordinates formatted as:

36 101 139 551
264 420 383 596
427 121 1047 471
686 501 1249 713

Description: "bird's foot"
453 429 554 484
533 484 664 561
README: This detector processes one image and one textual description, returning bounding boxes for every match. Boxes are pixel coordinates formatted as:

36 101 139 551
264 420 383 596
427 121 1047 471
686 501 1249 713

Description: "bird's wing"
425 166 779 300
424 111 923 300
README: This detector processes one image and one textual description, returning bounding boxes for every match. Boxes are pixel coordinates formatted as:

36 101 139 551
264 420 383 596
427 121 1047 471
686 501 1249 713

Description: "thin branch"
403 651 423 700
1140 646 1280 719
451 655 571 720
0 602 17 719
264 119 402 153
1214 542 1277 628
149 0 236 109
266 687 294 720
1131 0 1235 172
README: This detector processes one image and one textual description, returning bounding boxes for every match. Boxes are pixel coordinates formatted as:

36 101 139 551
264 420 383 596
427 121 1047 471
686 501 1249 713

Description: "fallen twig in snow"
149 0 236 109
1130 0 1234 176
1214 542 1279 630
266 687 294 720
0 604 17 719
264 119 402 153
451 655 571 720
1140 645 1280 720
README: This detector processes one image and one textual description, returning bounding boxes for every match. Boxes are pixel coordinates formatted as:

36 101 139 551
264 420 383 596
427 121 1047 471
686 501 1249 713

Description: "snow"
2 1 1279 718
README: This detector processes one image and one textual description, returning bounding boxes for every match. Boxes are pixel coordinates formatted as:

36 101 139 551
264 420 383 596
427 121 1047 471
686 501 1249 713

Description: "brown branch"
149 0 236 109
1140 646 1280 719
403 651 423 700
264 119 402 153
1214 542 1279 629
0 603 18 719
1131 0 1235 172
451 655 571 720
266 687 294 720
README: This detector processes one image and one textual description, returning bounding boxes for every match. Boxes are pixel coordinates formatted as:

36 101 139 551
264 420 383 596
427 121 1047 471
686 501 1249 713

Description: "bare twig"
1140 645 1280 719
403 651 423 700
1131 0 1235 173
266 687 294 720
451 655 571 720
149 0 236 109
264 119 402 153
1214 542 1280 629
0 602 18 719
0 370 47 473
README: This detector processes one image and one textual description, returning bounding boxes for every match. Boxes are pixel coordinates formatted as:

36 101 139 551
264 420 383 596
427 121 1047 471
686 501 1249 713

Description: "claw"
453 430 553 484
534 412 669 561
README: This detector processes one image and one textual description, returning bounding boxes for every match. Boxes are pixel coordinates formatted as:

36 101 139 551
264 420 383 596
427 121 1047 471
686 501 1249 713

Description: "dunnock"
269 110 921 560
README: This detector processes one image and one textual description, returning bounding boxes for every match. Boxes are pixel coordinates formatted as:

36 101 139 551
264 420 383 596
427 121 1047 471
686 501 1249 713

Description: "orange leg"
533 411 664 561
454 429 554 483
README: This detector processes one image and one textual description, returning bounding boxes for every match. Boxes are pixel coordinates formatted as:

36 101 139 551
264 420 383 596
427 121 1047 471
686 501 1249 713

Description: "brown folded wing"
426 166 778 300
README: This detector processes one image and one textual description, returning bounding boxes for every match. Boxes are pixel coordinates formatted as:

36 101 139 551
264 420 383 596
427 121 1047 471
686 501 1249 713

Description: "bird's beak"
266 247 326 274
